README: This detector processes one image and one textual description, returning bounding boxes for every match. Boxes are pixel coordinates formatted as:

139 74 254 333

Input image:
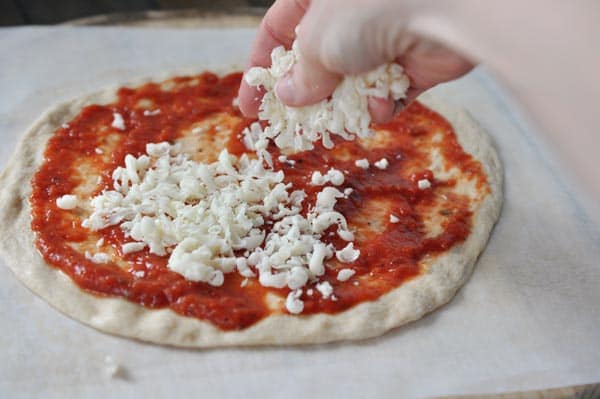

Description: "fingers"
358 38 476 123
275 58 341 106
238 0 309 117
248 0 308 68
404 87 425 104
397 39 474 96
237 81 265 117
370 38 474 123
368 97 396 124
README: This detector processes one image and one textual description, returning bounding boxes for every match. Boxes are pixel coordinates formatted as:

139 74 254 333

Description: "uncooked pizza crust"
0 74 502 347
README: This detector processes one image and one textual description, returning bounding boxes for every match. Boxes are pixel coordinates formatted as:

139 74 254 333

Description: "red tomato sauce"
30 72 488 330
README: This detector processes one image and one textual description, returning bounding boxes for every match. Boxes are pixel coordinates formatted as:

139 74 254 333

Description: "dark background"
1 0 273 26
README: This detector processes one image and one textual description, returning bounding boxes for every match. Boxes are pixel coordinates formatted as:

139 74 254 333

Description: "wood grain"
65 8 264 28
437 383 600 399
1 1 273 26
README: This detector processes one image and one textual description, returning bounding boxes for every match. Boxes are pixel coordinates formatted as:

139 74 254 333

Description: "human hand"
238 0 474 123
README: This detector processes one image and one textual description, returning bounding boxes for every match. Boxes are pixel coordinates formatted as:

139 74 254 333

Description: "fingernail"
275 74 296 104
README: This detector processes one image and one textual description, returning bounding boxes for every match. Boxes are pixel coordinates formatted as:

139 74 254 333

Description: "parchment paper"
0 27 598 399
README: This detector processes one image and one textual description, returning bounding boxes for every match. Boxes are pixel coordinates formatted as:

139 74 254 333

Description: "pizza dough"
0 74 502 347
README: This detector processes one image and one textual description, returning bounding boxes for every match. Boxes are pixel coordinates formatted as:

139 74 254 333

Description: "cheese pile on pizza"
0 45 502 347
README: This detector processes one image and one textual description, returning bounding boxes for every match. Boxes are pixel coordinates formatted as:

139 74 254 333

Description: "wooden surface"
439 383 600 399
42 7 600 399
0 0 272 26
65 8 264 28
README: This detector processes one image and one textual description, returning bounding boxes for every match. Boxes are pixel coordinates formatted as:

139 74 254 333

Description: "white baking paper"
0 27 598 399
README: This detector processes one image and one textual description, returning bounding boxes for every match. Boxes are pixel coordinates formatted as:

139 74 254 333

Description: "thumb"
275 57 341 106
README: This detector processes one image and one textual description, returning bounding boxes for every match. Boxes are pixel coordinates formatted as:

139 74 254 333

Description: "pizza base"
0 76 503 347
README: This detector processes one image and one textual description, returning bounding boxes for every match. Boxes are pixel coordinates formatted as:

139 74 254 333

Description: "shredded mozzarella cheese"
355 159 369 169
122 242 146 254
85 251 111 264
243 41 409 152
83 142 357 313
315 281 333 299
337 268 356 282
374 158 389 170
143 109 161 116
418 179 431 190
56 194 78 210
111 112 126 130
310 168 345 186
336 243 360 263
103 355 123 378
285 289 304 314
